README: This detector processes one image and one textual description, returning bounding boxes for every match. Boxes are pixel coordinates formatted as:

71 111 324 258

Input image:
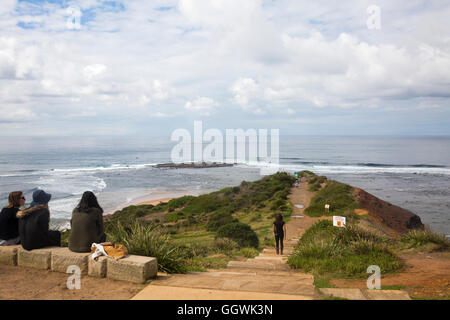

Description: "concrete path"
132 180 411 300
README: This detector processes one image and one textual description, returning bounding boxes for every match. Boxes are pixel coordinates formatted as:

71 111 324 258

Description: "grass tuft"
287 220 404 277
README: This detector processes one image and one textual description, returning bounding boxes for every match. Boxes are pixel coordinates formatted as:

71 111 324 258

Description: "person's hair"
6 191 23 208
275 213 284 224
76 191 103 213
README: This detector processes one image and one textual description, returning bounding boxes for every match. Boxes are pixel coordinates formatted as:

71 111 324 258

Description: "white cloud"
0 0 449 135
83 64 107 81
185 97 218 116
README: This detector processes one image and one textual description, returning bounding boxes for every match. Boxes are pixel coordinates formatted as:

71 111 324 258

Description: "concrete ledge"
51 247 90 274
0 245 20 266
107 255 157 284
364 289 411 300
17 247 57 270
88 256 107 278
319 288 367 300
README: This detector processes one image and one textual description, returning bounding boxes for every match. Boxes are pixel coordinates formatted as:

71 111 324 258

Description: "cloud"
83 64 107 81
185 97 218 116
0 0 449 135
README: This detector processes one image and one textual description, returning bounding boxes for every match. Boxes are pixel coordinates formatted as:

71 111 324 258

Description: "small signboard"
333 216 346 228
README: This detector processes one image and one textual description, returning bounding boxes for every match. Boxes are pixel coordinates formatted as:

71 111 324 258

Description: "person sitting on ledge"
69 191 106 253
17 190 61 250
0 191 25 246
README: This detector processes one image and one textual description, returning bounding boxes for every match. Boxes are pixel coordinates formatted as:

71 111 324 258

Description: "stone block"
88 256 107 278
107 255 157 284
364 289 411 300
51 247 90 274
0 245 20 266
17 247 56 270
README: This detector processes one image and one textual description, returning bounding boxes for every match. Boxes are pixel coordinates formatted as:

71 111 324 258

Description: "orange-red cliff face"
353 188 424 236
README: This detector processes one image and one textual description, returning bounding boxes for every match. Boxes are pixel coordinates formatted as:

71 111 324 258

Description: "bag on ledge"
91 243 128 260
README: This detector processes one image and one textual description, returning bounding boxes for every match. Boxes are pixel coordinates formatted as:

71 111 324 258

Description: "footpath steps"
0 245 157 284
318 288 411 300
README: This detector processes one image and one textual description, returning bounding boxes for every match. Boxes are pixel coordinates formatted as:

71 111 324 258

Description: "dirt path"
0 264 145 300
285 179 329 243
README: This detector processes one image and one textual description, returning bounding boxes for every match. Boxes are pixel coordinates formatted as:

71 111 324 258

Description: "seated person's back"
69 191 106 253
17 190 61 250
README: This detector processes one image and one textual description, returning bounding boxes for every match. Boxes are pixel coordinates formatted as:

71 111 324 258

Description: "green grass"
287 220 404 277
106 220 188 274
313 273 337 288
400 229 450 251
216 222 259 248
381 285 406 290
304 181 360 217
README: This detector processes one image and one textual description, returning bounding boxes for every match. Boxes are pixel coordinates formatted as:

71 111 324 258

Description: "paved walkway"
132 180 411 300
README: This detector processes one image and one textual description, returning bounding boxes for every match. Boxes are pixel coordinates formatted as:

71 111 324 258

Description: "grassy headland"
62 172 295 273
288 171 449 298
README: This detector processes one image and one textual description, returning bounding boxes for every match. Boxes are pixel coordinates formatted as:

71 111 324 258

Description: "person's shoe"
281 249 283 255
276 248 279 255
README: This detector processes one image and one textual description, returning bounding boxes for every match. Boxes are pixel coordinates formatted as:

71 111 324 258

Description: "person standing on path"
273 214 286 255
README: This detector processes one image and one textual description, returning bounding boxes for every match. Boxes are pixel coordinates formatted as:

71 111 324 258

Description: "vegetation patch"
287 220 404 277
100 172 295 272
304 181 360 217
106 221 188 274
400 229 450 251
216 222 259 248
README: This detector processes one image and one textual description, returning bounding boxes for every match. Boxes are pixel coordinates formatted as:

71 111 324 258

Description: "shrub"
216 222 259 248
239 247 260 258
232 186 240 194
212 238 240 253
401 229 449 251
206 211 238 231
299 170 315 178
106 221 188 273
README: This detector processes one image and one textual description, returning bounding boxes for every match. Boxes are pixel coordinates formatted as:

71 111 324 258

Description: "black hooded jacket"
0 207 19 240
16 205 61 250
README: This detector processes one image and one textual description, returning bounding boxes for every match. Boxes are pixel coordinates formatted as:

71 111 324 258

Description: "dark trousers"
47 230 61 247
275 233 284 251
99 233 106 243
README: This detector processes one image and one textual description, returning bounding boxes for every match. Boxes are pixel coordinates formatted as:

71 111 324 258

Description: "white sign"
333 216 346 228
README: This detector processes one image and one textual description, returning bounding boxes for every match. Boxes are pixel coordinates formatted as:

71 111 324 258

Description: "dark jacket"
69 207 105 253
0 207 19 240
17 205 61 250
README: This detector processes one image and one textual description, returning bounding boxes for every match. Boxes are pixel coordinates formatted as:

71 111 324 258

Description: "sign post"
333 216 346 228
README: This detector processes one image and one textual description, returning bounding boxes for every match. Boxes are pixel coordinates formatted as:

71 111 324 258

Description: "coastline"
103 188 215 217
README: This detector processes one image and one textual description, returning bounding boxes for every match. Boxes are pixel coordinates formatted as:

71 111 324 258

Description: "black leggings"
275 233 284 250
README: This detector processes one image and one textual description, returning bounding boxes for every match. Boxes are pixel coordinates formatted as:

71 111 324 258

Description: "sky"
0 0 449 136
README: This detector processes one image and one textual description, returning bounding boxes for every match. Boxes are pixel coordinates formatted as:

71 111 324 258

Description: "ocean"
0 136 448 236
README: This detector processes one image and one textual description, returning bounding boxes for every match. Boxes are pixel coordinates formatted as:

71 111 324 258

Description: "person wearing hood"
0 191 25 245
17 190 61 250
69 191 106 253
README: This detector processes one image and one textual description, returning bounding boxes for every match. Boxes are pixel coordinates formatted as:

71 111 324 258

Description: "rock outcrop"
353 187 424 235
